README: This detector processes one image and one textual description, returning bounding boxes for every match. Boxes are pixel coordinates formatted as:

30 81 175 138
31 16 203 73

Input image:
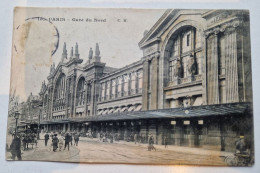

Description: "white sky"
10 7 164 101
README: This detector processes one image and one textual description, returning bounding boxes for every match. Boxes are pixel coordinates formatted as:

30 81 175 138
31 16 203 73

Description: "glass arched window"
168 26 198 81
76 77 85 106
53 74 66 110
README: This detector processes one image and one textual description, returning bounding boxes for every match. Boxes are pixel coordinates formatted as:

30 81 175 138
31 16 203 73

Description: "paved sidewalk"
79 137 233 157
6 134 79 162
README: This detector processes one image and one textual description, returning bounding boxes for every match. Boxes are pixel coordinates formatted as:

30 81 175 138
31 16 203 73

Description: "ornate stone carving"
187 54 197 76
203 19 241 37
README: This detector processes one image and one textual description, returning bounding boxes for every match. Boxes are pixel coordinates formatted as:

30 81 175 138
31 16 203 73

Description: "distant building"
18 9 253 152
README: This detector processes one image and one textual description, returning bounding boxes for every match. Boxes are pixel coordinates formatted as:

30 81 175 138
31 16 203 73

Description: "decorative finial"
61 42 67 62
95 43 100 57
75 42 79 55
88 48 93 60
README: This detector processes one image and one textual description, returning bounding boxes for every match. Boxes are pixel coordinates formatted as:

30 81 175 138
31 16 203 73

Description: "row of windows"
100 71 143 101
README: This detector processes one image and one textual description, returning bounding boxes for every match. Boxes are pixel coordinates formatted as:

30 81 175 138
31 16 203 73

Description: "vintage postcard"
6 7 254 166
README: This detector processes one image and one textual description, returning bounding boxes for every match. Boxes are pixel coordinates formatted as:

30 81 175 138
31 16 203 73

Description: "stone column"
207 31 219 104
65 78 70 118
84 81 88 116
90 80 96 116
71 73 77 117
225 28 239 103
151 55 159 110
142 60 149 110
202 35 208 105
49 87 54 120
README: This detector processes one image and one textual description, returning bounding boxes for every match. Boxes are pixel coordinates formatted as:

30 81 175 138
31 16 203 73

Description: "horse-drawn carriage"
19 129 38 150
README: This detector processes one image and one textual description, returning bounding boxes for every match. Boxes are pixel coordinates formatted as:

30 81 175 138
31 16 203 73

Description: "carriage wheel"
225 156 238 166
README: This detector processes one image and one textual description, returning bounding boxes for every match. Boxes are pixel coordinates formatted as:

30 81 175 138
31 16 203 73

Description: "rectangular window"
111 79 116 95
101 83 105 98
123 75 129 93
131 75 136 90
117 77 122 94
138 71 143 89
106 81 110 99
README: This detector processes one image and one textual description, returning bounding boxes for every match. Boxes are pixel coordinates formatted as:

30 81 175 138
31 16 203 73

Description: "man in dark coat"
236 136 247 154
64 133 70 151
44 133 49 146
10 135 22 160
52 134 59 152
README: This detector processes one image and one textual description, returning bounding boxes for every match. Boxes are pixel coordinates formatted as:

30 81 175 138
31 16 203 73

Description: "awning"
98 110 104 115
120 107 128 112
114 107 121 113
128 105 135 112
134 105 142 111
102 109 108 115
108 109 114 114
84 102 251 122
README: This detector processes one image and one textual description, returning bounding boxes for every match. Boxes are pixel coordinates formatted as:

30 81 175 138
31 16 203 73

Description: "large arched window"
76 77 85 106
167 26 200 82
53 74 66 110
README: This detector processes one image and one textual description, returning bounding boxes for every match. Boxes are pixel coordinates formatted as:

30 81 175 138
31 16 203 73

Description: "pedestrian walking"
64 133 70 151
22 135 27 151
134 133 138 144
74 133 80 146
44 133 49 146
148 135 156 151
52 134 59 152
10 135 22 160
58 137 64 151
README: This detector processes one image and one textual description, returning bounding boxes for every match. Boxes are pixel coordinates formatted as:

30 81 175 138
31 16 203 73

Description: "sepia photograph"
6 7 254 166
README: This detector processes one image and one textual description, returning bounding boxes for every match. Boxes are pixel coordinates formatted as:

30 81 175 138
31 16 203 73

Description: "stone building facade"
20 9 253 152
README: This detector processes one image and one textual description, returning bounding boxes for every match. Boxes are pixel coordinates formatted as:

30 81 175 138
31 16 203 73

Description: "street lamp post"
37 108 42 140
14 111 20 136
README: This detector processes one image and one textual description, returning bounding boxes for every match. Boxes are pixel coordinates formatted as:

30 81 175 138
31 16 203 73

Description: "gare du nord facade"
34 9 253 152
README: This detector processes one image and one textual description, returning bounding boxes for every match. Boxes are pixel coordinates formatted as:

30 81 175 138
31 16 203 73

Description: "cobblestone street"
6 134 230 165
